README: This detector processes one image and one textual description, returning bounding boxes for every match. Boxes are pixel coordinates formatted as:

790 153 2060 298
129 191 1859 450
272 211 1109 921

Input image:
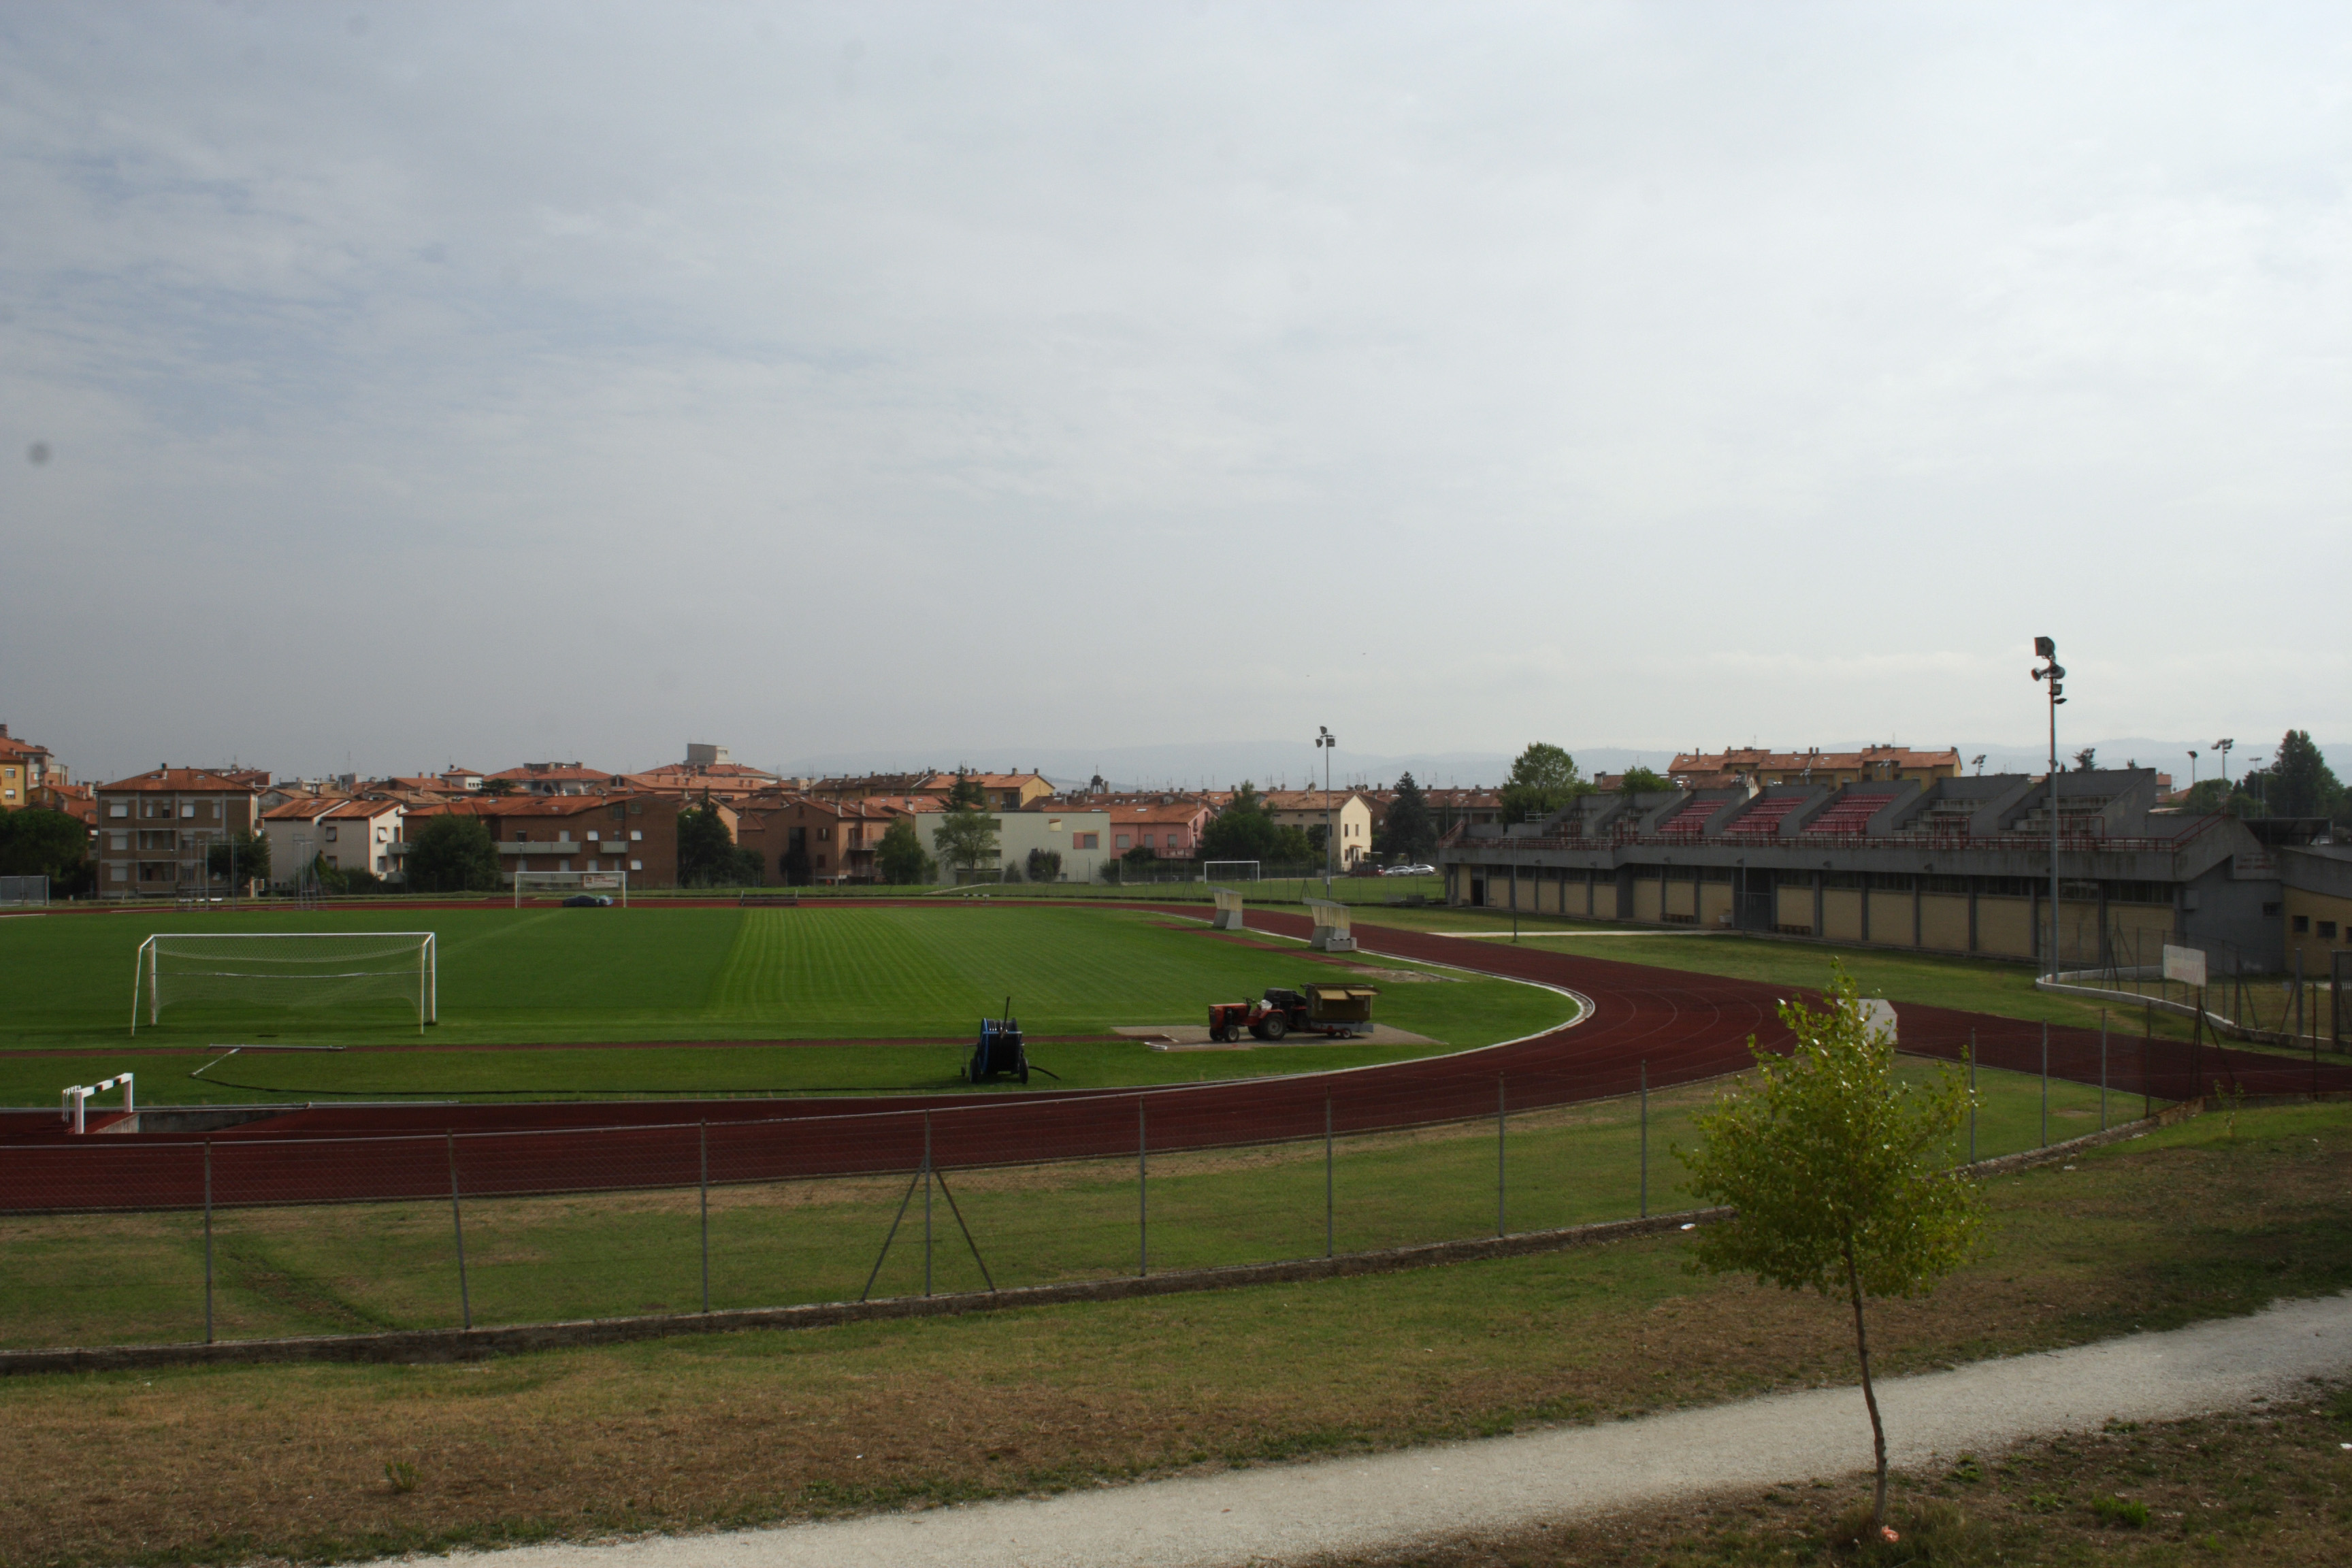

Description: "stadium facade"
1437 768 2306 970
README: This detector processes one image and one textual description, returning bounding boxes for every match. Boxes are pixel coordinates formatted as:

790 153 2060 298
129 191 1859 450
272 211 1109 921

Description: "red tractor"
1207 983 1377 1043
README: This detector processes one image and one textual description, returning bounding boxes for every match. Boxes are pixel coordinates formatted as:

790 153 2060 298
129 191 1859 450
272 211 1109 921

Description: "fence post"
923 1112 934 1298
698 1120 710 1315
1639 1060 1648 1220
2300 947 2313 1097
2100 1010 2108 1132
2040 1024 2049 1148
1324 1092 1334 1260
1137 1098 1149 1278
2143 1002 2153 1120
1495 1075 1507 1238
1967 1032 1977 1163
446 1131 471 1331
202 1139 214 1345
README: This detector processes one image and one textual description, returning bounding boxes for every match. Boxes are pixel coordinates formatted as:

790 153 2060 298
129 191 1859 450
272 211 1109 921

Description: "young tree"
932 806 998 881
2073 746 2098 771
1026 847 1062 883
674 802 742 886
1379 772 1437 863
1676 968 1984 1530
875 816 935 885
1500 742 1585 823
403 815 504 892
1200 782 1279 862
204 830 272 889
480 777 517 798
2266 730 2345 820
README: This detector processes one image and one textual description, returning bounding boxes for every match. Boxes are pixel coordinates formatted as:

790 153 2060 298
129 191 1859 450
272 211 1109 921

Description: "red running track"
5 904 2342 1213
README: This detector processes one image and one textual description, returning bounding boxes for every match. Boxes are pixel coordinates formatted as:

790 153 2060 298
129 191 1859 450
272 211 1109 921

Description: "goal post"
132 932 438 1034
512 867 630 907
1202 860 1260 884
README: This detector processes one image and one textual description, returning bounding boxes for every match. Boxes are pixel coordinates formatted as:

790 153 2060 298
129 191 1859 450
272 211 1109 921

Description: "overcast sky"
2 2 2345 785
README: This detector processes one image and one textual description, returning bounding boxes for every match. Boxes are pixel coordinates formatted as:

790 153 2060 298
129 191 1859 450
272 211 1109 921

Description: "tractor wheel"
1260 1010 1288 1041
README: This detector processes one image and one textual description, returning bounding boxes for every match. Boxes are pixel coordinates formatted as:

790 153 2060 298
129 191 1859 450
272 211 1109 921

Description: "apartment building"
0 723 63 808
1259 789 1377 866
1668 745 1963 790
1098 798 1213 858
399 791 702 885
485 762 627 796
92 768 261 898
260 796 406 884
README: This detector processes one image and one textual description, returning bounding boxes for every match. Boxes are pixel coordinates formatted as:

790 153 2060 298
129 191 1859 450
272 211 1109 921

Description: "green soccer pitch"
0 904 1577 1105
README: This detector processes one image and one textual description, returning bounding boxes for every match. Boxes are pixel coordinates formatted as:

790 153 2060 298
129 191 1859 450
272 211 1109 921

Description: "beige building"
1259 789 1376 867
0 723 62 808
261 796 406 885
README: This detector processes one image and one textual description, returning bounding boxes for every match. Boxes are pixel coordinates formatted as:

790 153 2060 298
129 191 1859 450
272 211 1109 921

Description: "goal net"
1202 860 1260 884
512 868 630 906
133 932 437 1033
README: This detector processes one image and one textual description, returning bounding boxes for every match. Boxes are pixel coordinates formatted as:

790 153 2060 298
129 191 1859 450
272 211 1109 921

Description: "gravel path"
425 1291 2352 1568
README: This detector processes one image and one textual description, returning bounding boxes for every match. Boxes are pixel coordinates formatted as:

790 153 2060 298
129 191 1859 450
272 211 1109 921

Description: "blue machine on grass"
967 997 1030 1084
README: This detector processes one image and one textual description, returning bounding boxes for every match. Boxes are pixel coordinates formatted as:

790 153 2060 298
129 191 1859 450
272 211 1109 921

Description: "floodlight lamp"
2034 636 2057 658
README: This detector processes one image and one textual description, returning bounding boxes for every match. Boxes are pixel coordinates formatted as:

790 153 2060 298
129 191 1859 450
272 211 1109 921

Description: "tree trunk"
1845 1241 1889 1526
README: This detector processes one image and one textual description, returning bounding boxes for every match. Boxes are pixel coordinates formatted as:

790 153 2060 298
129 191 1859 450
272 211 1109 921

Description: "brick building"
93 768 261 898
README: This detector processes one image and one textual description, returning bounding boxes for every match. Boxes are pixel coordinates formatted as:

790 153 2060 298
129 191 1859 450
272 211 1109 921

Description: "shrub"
2090 1495 2149 1529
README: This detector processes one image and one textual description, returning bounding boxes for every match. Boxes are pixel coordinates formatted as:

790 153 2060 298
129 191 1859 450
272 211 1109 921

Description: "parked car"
1384 862 1435 877
561 893 614 907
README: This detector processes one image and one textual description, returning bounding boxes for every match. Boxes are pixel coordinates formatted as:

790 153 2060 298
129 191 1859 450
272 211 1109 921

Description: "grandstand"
1444 768 2281 968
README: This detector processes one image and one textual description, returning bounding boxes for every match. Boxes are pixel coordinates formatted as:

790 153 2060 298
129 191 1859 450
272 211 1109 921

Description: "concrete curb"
0 1107 2205 1379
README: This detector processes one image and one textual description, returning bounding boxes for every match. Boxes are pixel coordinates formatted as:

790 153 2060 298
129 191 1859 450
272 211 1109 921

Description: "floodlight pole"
2031 637 2067 979
1316 726 1336 894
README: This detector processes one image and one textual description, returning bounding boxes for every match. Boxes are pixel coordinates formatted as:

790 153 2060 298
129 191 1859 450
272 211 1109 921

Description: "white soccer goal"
131 932 437 1034
1202 860 1261 884
512 868 630 907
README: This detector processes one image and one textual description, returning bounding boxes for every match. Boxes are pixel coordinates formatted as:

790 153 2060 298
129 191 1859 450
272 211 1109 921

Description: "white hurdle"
60 1072 134 1134
1305 897 1356 953
1211 886 1247 932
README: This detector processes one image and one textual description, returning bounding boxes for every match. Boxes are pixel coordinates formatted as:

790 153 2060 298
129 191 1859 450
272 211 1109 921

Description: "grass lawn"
0 1058 2131 1350
0 904 1572 1103
1 1100 2343 1567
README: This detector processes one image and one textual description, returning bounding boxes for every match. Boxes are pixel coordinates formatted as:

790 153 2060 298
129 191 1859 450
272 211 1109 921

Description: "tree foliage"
403 815 504 893
875 816 935 885
1026 847 1062 884
676 802 756 886
932 806 998 879
1378 772 1437 862
1199 782 1313 864
945 770 987 811
2261 730 2345 820
1676 968 1983 1526
1618 765 1672 795
204 830 271 887
0 807 91 883
1499 742 1586 823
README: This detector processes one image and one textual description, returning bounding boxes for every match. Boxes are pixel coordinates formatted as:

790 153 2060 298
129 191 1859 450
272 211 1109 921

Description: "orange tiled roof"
99 768 259 794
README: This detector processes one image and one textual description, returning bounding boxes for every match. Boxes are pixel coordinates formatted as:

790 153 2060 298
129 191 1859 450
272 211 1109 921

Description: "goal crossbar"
133 931 437 1034
512 868 630 907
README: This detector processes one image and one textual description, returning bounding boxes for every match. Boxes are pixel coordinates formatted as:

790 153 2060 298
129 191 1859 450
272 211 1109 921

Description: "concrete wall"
1976 896 2034 958
1823 888 1863 943
1921 894 1970 953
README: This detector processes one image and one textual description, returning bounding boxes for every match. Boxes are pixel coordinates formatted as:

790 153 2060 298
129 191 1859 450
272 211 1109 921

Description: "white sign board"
2162 943 2208 989
1305 897 1356 952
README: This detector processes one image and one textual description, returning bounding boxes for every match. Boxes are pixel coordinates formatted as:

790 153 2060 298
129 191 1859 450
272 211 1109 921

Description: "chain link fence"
0 1026 2200 1352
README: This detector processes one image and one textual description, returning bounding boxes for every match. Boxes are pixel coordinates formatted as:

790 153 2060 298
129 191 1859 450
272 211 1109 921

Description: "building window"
1116 834 1131 849
109 803 127 818
587 831 600 842
110 832 127 851
559 860 572 872
110 864 127 882
2319 921 2338 941
558 830 573 843
2294 915 2311 934
1074 832 1098 849
324 826 338 842
180 803 195 819
630 830 642 841
630 859 643 872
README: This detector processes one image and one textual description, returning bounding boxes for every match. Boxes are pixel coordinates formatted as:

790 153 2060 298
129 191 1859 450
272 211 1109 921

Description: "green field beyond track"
0 905 1573 1104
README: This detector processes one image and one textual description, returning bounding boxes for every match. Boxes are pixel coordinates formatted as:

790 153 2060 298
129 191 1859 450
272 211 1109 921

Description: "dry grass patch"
1 1105 2345 1567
